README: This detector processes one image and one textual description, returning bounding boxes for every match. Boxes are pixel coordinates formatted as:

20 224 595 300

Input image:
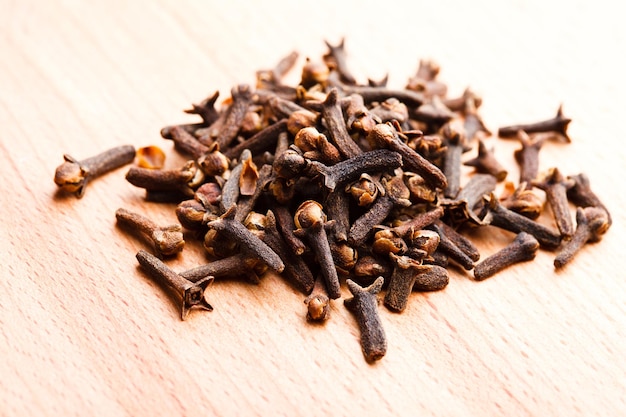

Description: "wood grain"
1 1 625 416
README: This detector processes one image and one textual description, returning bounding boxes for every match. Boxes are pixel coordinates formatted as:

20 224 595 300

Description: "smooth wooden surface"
1 1 625 416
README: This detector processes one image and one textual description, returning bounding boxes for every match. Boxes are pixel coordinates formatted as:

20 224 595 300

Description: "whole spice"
294 201 341 299
136 249 213 320
344 277 387 362
116 208 185 257
498 105 571 142
482 193 562 249
554 207 610 269
54 145 136 198
532 168 575 239
474 232 539 281
304 275 331 322
207 207 285 273
464 140 507 181
384 254 424 312
566 173 612 226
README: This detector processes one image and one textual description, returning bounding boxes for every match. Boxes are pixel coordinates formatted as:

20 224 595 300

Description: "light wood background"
1 1 625 416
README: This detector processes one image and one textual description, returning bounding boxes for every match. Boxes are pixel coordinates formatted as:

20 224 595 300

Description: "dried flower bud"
287 110 319 136
273 148 307 179
294 200 325 229
301 58 329 88
347 174 382 206
198 143 229 177
372 229 407 256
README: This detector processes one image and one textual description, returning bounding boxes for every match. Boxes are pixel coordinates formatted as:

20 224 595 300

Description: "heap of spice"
54 40 611 363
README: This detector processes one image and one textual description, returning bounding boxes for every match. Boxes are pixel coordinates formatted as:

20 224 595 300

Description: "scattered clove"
116 208 185 257
54 145 136 198
136 249 213 320
554 207 610 269
474 232 539 280
344 277 387 362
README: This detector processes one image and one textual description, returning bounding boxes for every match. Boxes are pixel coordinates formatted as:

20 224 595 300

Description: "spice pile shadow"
54 39 611 363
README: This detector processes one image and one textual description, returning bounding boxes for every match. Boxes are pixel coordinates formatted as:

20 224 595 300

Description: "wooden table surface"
2 1 625 416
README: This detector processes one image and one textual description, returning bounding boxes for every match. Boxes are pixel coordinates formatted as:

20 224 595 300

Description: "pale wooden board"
1 1 625 416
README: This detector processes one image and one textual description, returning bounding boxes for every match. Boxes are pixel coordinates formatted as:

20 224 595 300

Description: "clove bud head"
54 156 86 194
294 200 325 229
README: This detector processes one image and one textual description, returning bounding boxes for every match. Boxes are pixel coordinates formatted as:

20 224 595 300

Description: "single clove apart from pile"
53 39 611 363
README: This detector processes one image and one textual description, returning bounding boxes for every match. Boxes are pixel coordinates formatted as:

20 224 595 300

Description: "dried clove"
384 254 423 312
566 173 612 226
482 194 562 249
306 148 402 191
474 232 539 280
348 174 411 246
344 277 387 362
180 252 267 284
304 275 331 322
532 167 575 239
294 201 341 299
464 140 507 181
136 249 213 320
54 145 136 198
498 105 571 142
125 160 204 198
116 208 185 257
207 207 285 273
554 207 610 269
366 123 447 189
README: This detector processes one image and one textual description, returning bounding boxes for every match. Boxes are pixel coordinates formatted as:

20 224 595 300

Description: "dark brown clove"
116 208 185 257
412 264 449 292
498 105 571 142
532 167 575 239
344 277 387 362
474 232 539 280
256 51 299 87
482 193 562 248
441 124 466 198
180 252 267 284
257 211 316 294
136 250 213 320
366 123 447 190
464 140 507 181
125 161 204 198
305 149 402 191
183 91 221 125
566 173 612 226
224 119 288 160
427 221 475 271
207 206 285 273
316 88 363 159
554 207 610 269
323 38 357 85
294 201 341 299
348 174 411 246
384 254 422 312
304 275 331 322
461 92 491 141
214 84 254 149
513 130 547 188
54 145 136 198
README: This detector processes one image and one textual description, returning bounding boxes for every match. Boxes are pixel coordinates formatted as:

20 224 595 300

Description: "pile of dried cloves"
54 40 611 363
